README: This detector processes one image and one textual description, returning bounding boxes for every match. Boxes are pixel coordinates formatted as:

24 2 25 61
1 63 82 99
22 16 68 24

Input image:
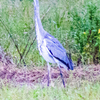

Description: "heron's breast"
39 42 56 63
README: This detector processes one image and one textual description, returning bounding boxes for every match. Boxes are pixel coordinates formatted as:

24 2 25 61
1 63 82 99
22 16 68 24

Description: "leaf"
95 42 98 46
78 93 85 99
92 30 97 32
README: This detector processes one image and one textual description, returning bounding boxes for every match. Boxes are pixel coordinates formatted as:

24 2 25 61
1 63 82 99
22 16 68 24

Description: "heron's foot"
47 79 54 87
50 80 54 87
47 80 50 86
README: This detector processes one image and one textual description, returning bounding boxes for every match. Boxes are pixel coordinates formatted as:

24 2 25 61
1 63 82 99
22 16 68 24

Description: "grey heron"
33 0 74 87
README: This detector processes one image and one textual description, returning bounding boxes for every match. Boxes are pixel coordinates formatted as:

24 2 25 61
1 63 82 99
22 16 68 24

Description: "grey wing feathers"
45 33 66 50
44 34 74 70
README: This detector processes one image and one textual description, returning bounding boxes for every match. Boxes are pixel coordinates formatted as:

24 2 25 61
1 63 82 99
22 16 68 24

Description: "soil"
0 61 100 87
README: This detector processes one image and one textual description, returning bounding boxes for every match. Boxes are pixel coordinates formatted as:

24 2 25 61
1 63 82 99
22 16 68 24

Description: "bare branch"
0 19 26 65
24 36 36 58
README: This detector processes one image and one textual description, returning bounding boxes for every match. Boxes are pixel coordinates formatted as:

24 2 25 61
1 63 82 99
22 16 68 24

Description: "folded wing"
44 34 74 70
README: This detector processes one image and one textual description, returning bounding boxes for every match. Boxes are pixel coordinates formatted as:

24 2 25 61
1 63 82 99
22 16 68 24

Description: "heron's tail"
69 59 74 70
67 53 74 70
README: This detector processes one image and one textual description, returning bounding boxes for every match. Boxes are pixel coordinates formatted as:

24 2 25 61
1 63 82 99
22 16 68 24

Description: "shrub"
67 0 100 64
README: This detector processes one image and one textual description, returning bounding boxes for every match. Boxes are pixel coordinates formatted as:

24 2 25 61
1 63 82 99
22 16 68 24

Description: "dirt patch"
0 61 100 87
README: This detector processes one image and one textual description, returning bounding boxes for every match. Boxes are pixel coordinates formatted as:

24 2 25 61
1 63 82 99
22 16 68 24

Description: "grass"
0 81 100 100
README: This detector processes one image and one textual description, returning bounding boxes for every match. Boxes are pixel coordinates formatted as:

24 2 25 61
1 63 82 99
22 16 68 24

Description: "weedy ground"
0 61 100 100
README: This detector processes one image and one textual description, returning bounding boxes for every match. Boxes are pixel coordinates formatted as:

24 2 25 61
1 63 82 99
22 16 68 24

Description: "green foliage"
67 0 100 64
0 0 100 66
0 0 43 66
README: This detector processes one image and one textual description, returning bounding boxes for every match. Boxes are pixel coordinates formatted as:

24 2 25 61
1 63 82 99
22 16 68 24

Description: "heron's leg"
47 63 51 86
59 66 65 88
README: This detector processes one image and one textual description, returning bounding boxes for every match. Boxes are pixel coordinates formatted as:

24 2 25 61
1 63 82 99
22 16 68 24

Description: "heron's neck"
34 7 43 31
34 0 45 43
